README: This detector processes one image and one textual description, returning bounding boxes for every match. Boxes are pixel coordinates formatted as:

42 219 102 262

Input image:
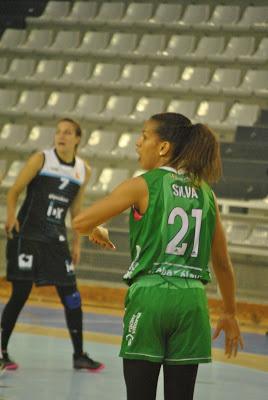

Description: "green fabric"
124 168 216 285
119 276 211 364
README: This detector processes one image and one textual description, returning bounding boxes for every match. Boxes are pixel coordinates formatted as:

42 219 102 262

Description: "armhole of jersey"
83 159 87 184
37 152 45 175
134 174 150 217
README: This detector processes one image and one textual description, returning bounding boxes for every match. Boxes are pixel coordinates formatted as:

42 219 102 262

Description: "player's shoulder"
76 155 91 181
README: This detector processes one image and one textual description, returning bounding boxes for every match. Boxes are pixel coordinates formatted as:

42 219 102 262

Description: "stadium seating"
0 0 267 291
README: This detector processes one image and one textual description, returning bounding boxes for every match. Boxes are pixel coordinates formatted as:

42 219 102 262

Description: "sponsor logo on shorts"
18 254 33 270
126 312 142 346
65 260 74 274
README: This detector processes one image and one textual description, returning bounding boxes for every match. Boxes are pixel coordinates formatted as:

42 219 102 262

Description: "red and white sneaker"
0 353 18 370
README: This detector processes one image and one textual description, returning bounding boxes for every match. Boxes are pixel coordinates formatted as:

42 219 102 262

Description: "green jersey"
123 167 216 285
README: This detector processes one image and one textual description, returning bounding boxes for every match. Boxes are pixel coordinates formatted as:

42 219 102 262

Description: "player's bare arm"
72 176 148 244
69 161 91 265
5 152 44 237
211 194 244 357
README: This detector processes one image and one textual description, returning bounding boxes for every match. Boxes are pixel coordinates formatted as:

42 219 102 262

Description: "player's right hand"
5 216 20 239
89 226 116 250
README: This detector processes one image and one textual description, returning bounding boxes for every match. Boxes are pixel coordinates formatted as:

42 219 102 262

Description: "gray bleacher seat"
247 226 268 247
65 1 97 22
80 130 118 157
235 125 268 144
77 31 110 53
85 167 99 194
223 222 251 245
92 168 129 196
149 4 183 25
19 29 54 50
7 90 46 115
37 1 70 20
194 101 226 125
19 126 55 152
220 142 268 161
121 3 153 24
206 5 241 29
231 70 268 97
0 89 19 112
0 124 28 149
103 32 137 55
237 6 268 30
60 61 93 83
111 132 139 160
49 31 80 52
0 57 9 74
210 36 256 62
124 97 165 123
117 64 150 87
33 91 76 118
167 100 197 120
162 35 196 58
198 68 242 95
71 94 105 119
134 34 166 56
28 59 64 82
146 65 180 89
88 63 121 86
0 159 7 183
213 179 267 200
174 66 211 92
222 159 267 183
178 4 211 27
183 36 225 61
94 2 126 22
1 160 25 189
240 38 268 64
2 58 36 81
99 95 134 122
220 103 260 130
0 28 27 49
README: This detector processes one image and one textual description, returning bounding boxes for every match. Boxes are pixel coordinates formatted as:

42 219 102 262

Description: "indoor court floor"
0 300 267 400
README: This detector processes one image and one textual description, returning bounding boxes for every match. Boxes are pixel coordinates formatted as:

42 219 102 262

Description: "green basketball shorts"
120 275 211 365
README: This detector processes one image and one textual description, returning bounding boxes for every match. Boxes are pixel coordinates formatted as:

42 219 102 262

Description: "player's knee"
64 291 81 310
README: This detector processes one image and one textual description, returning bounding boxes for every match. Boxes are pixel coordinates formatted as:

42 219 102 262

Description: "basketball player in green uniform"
0 118 106 372
73 113 243 400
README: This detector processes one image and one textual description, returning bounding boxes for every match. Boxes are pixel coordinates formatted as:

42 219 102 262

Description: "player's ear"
159 141 170 156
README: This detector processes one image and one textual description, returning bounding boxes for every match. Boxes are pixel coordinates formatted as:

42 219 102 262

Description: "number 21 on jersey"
165 207 202 258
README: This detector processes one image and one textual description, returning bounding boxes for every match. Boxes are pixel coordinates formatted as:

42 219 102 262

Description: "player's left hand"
89 226 116 250
213 313 244 358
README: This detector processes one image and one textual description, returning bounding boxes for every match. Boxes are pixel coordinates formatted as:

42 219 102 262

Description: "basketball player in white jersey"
0 118 111 371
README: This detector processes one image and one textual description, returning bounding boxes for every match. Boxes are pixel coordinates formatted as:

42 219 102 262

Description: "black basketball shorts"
6 237 76 286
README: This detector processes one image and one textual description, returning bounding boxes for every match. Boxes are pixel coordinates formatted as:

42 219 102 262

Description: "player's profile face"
54 121 80 154
136 119 163 170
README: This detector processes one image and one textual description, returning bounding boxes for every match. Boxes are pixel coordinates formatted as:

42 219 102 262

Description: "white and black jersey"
16 148 86 243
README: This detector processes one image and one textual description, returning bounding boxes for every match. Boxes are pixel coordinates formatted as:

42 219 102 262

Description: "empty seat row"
0 88 260 130
1 156 267 201
1 29 267 64
31 2 268 31
0 123 139 160
0 158 136 196
1 58 268 98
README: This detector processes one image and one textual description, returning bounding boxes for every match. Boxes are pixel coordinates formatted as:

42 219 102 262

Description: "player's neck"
54 148 75 164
